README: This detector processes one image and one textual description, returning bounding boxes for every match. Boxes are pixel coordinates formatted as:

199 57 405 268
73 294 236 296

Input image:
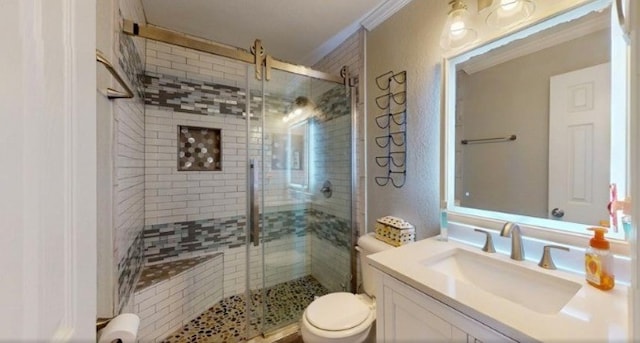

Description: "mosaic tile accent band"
143 72 350 123
143 208 348 264
143 216 246 263
144 73 247 116
262 209 309 241
117 230 144 313
117 29 145 98
314 85 351 123
309 208 351 249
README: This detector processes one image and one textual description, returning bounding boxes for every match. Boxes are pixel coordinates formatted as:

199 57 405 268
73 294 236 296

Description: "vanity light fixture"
485 0 536 29
441 0 536 51
440 0 478 50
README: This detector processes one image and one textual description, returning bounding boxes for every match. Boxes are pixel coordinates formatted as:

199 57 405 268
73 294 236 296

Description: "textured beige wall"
458 29 610 218
366 1 448 239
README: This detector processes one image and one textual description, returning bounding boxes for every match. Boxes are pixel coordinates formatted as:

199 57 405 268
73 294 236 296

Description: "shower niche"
177 125 222 171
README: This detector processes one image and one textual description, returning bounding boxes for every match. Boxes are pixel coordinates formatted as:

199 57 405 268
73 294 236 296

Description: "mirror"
444 2 627 238
286 119 309 189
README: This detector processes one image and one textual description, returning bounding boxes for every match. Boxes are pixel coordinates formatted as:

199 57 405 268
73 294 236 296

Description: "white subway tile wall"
310 234 351 292
311 115 352 220
223 246 252 296
144 106 252 224
146 41 246 87
310 29 367 293
114 0 147 314
216 240 310 296
263 235 311 288
313 29 366 236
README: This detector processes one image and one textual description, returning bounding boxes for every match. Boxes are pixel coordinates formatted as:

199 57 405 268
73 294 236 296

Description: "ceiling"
140 0 399 66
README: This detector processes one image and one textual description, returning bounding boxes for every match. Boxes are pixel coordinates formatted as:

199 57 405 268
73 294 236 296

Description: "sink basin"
421 248 581 314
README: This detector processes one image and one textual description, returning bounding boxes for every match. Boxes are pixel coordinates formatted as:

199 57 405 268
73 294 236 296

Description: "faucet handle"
538 245 570 270
474 229 496 253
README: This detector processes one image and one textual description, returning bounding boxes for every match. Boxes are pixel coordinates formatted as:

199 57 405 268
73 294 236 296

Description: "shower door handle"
249 159 260 246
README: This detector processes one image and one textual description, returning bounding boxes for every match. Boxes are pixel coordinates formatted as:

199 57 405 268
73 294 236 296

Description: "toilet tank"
356 232 394 296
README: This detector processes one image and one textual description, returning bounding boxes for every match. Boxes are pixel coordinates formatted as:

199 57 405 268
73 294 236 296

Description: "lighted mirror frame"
442 0 629 242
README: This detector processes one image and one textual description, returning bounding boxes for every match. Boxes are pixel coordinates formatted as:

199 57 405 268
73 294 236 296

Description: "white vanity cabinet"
376 273 516 343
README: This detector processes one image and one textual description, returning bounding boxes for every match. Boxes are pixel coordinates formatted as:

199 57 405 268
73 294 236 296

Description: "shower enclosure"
128 21 356 340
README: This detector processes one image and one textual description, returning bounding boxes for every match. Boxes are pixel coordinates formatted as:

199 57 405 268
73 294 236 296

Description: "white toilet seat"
306 292 370 331
301 293 375 343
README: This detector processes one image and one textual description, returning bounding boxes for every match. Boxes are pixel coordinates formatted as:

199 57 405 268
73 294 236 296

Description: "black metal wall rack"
373 70 407 188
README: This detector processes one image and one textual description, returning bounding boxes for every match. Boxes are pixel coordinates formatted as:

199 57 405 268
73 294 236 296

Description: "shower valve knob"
320 180 332 198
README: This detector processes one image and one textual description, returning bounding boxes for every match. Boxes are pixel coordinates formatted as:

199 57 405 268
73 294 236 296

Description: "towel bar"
96 49 134 99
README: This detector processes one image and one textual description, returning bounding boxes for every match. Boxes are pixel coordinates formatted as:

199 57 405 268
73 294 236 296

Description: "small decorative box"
374 216 415 247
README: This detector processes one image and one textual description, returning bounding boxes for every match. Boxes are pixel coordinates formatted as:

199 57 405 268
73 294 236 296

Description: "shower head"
283 96 315 123
293 96 311 108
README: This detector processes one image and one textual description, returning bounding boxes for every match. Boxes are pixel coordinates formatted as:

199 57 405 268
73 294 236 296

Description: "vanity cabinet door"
378 274 517 342
382 283 452 341
451 326 470 342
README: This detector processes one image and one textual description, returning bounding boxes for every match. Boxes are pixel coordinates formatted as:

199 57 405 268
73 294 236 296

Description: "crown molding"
303 0 412 66
361 0 413 31
304 0 412 66
301 20 362 66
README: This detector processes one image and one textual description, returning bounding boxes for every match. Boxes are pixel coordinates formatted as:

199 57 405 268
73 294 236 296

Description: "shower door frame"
122 20 344 84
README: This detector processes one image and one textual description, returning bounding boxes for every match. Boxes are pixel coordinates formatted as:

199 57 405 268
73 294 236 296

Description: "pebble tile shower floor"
162 275 328 342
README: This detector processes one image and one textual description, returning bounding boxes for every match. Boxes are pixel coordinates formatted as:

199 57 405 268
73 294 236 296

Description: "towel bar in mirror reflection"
461 134 516 145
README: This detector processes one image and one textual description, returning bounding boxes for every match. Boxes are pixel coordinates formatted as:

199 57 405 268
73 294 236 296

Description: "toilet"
300 232 394 343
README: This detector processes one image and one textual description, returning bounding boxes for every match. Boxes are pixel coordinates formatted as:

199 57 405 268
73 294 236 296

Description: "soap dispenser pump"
585 227 614 290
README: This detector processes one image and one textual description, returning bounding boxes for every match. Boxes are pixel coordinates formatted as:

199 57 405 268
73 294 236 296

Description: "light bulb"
500 0 519 11
486 0 535 28
293 108 303 116
440 1 477 51
450 17 466 36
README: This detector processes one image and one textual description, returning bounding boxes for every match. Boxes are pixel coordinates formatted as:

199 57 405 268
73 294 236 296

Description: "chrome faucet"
500 222 525 261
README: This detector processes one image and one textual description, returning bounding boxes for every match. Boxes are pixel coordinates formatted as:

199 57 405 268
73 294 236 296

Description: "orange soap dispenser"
585 227 615 290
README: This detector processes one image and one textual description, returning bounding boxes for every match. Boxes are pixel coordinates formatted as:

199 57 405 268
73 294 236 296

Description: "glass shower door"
259 70 316 333
245 67 353 337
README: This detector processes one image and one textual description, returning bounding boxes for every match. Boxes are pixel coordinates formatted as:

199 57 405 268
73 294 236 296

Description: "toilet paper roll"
98 313 140 343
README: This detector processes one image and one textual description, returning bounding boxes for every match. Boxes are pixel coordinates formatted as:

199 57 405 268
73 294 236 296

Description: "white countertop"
367 237 628 342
